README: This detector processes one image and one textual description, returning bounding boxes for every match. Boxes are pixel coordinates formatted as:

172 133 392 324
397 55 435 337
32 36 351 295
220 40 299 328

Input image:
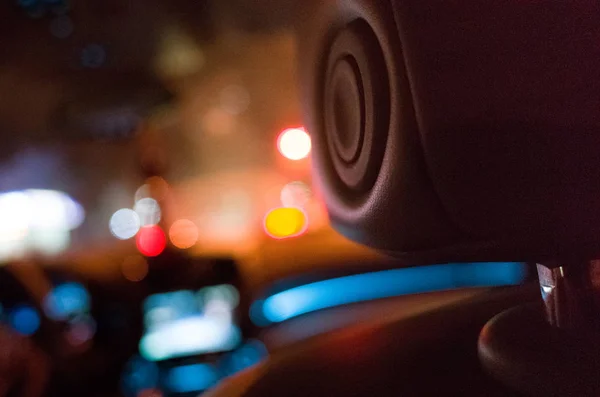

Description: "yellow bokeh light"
264 207 308 239
169 219 199 249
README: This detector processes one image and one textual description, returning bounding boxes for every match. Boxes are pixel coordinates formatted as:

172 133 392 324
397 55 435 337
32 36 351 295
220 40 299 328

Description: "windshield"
0 2 531 397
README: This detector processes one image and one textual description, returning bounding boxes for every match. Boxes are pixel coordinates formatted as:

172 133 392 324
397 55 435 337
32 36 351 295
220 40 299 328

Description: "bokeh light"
277 127 311 160
169 219 199 249
27 189 83 230
280 181 312 208
9 305 40 336
154 24 205 79
199 284 240 309
134 198 161 227
134 185 152 203
136 226 167 257
30 229 70 256
139 316 241 361
0 190 84 260
263 207 308 239
135 177 169 203
110 209 141 240
122 255 149 282
43 282 90 321
66 315 97 346
165 364 219 394
0 192 31 243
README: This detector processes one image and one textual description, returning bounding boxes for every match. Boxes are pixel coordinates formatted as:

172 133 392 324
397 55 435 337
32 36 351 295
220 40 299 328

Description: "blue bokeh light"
43 282 90 320
165 363 219 393
254 262 526 325
9 305 41 336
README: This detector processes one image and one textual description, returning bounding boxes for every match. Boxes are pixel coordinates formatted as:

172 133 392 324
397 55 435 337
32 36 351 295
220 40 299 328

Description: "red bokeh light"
136 225 166 257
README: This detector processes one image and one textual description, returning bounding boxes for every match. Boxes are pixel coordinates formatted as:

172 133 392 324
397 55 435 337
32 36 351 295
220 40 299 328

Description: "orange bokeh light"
277 127 311 160
169 219 199 249
136 225 166 257
264 207 308 239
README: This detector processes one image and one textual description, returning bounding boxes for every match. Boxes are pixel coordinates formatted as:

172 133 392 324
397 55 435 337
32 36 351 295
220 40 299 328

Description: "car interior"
2 0 599 396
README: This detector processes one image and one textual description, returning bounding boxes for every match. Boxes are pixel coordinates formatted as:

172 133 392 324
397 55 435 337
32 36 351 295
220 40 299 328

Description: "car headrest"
298 0 600 264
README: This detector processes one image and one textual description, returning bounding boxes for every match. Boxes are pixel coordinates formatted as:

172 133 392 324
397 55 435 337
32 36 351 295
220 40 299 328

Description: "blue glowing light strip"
165 363 219 393
253 262 526 325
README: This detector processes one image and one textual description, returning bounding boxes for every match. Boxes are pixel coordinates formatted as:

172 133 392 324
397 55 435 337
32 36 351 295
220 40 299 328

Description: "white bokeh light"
280 181 312 208
0 192 31 242
134 198 161 226
277 128 311 160
109 209 141 240
0 190 84 261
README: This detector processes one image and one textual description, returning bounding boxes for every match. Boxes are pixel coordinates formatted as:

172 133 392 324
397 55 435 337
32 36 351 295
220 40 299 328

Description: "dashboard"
0 258 535 397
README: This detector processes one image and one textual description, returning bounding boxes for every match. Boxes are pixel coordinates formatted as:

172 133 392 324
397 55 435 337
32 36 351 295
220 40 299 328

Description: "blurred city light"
277 127 311 160
9 305 41 336
280 181 312 208
0 190 84 260
134 185 152 203
141 285 242 361
66 315 96 346
43 282 90 321
165 364 219 394
154 25 205 79
135 177 169 203
169 219 199 249
264 207 308 239
27 189 84 230
30 229 71 256
122 255 149 282
139 316 241 361
136 226 166 257
134 198 161 227
200 284 240 309
0 192 31 242
110 208 141 240
252 262 527 325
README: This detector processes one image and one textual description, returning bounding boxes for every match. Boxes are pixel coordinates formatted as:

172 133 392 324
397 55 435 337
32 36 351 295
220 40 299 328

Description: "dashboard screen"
139 284 242 362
